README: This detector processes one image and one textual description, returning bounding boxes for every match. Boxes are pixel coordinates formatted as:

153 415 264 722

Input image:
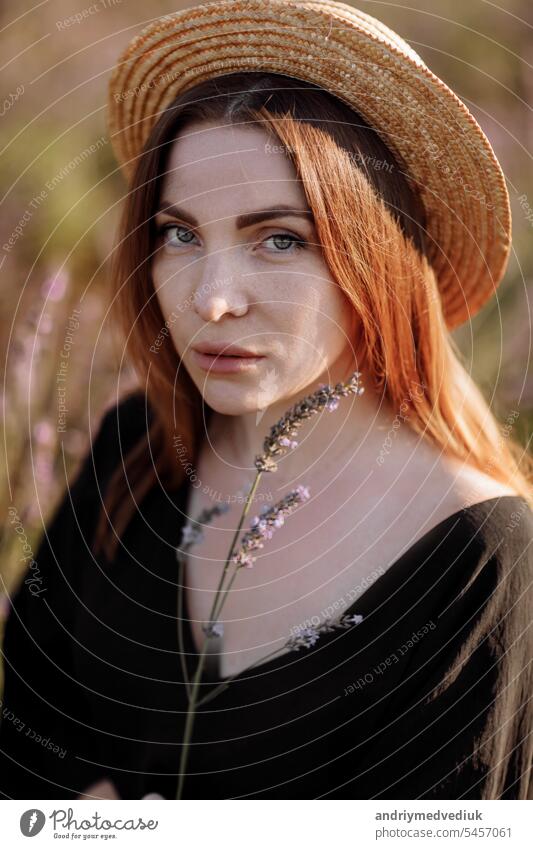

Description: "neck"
206 365 395 488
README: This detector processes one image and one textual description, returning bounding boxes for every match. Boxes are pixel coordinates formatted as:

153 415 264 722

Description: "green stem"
196 645 289 708
210 470 263 623
209 562 241 624
175 634 210 800
176 556 192 700
176 469 263 799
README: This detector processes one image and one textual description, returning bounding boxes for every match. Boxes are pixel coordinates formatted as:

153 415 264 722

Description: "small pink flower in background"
33 420 55 446
41 268 69 302
39 314 53 335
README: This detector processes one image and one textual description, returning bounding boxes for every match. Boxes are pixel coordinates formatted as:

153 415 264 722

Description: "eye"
155 223 307 253
262 232 307 253
156 223 197 247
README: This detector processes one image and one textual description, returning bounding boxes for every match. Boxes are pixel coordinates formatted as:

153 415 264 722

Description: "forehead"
160 120 308 215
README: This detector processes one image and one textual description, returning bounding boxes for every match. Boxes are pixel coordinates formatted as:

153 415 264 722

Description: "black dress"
1 391 532 800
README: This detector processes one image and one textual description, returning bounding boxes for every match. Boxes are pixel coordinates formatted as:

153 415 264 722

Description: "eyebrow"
154 202 315 230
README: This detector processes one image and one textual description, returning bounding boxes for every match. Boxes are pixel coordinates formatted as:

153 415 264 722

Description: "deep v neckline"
178 563 295 684
176 495 526 684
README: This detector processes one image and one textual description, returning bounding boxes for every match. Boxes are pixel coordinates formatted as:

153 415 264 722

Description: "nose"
192 254 249 322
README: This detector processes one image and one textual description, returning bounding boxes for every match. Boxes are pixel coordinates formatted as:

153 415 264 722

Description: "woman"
1 0 532 801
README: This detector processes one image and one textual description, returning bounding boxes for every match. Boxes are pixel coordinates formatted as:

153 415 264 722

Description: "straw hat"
106 0 511 330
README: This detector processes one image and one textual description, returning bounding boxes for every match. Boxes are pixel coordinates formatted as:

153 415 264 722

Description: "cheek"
149 278 187 357
155 286 174 319
152 247 191 292
284 279 353 345
152 261 169 306
152 265 186 321
318 281 356 339
301 287 355 369
268 272 350 360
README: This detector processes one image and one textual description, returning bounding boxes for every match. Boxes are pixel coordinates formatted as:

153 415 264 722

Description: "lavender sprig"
175 368 365 799
255 370 364 472
286 613 364 650
196 611 364 708
176 501 230 697
230 484 311 569
209 485 311 625
176 501 231 566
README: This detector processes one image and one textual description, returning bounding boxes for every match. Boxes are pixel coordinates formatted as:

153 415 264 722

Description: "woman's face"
151 120 357 416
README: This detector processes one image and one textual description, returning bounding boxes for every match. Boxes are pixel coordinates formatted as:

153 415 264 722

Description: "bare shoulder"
439 457 519 510
371 436 522 537
394 457 532 568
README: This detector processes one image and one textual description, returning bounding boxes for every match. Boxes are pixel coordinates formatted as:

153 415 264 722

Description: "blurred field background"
1 0 532 696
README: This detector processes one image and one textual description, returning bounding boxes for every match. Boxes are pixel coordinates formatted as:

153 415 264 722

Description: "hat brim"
107 0 511 330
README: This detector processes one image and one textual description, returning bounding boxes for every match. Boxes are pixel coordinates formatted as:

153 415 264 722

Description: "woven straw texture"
106 0 512 330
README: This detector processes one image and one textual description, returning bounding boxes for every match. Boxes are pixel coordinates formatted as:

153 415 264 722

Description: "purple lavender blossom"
230 484 311 569
286 612 364 651
279 437 298 449
255 370 364 473
202 621 224 638
176 501 230 563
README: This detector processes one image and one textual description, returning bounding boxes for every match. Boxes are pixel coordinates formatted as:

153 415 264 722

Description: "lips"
192 342 261 357
191 347 265 374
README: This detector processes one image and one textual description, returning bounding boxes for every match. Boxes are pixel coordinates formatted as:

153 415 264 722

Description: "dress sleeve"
0 396 141 799
335 505 533 800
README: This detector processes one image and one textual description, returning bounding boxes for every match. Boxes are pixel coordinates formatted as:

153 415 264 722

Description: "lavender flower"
180 523 204 549
176 501 231 564
230 484 311 568
342 614 364 626
285 612 364 651
286 627 321 650
202 621 224 638
255 370 364 472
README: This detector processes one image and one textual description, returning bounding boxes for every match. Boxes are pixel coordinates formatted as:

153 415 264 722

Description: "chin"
199 384 277 417
195 383 245 411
